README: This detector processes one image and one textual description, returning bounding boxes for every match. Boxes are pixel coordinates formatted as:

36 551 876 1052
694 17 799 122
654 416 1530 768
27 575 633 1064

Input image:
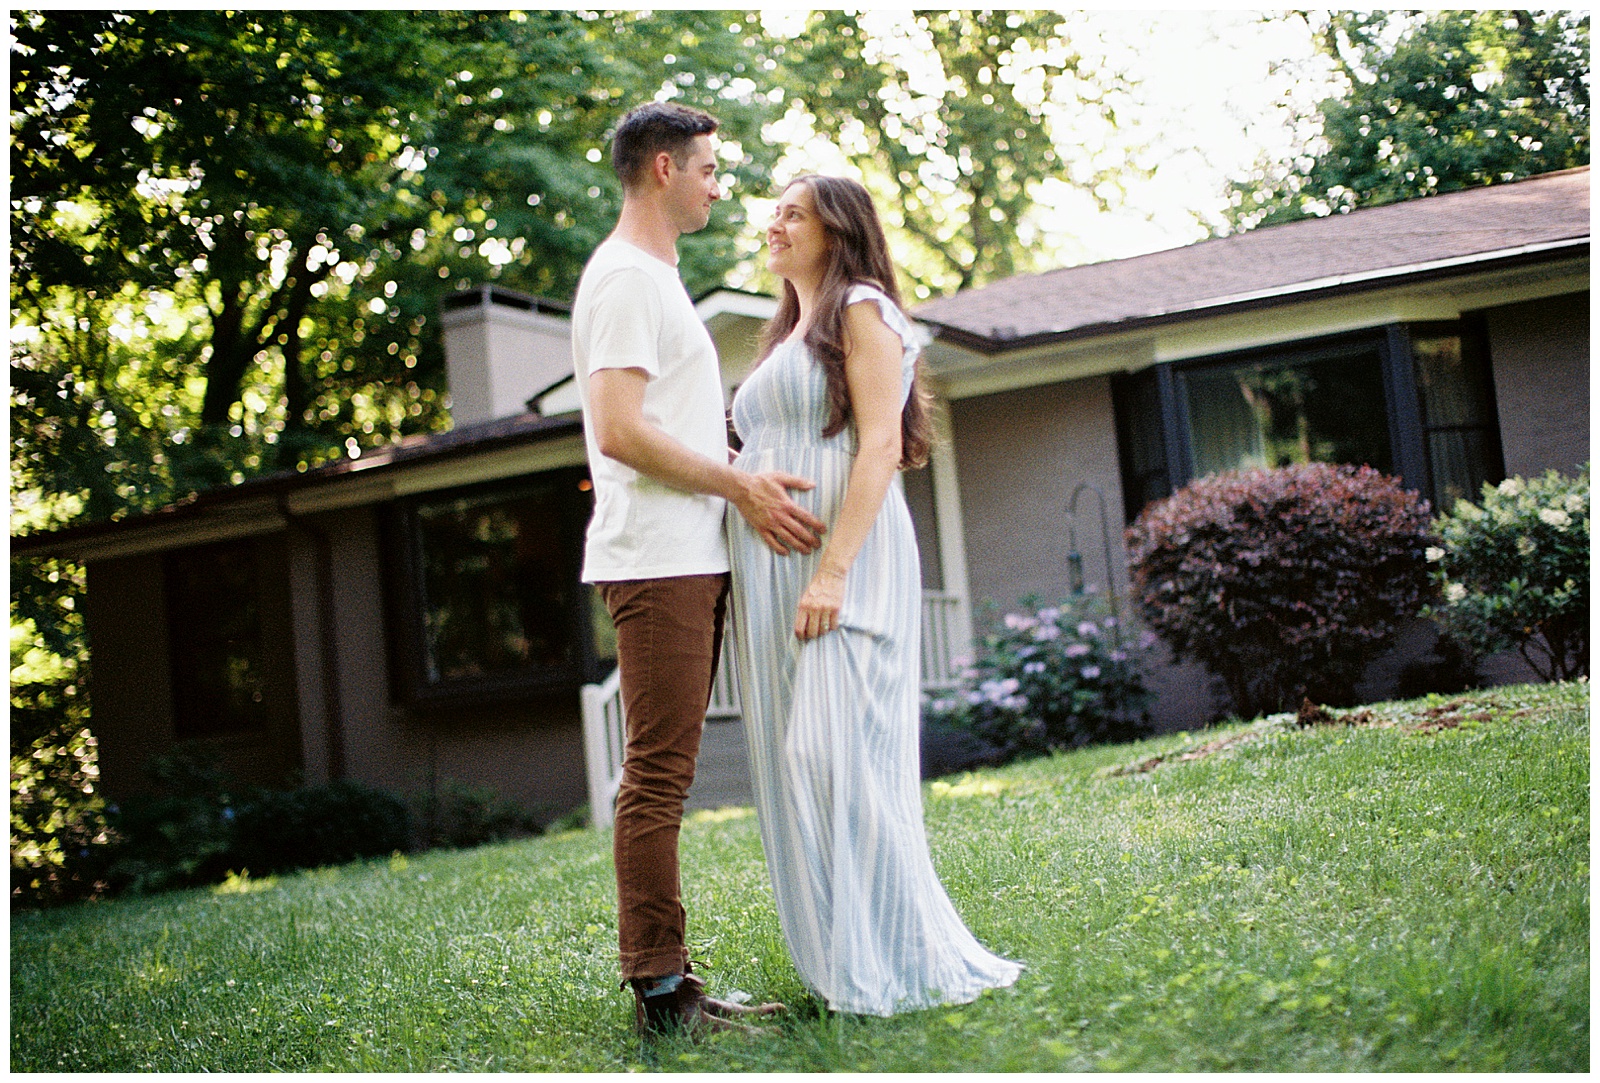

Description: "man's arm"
588 367 826 555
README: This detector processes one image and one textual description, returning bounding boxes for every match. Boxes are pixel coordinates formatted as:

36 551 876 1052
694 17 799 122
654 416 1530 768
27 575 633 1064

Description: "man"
571 101 825 1036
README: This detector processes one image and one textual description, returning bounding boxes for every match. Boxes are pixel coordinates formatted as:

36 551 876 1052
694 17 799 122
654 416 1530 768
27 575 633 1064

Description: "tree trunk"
200 281 255 427
275 267 328 469
198 221 268 427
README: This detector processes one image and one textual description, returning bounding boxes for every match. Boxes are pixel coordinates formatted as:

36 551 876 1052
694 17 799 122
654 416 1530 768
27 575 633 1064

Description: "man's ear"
650 149 675 187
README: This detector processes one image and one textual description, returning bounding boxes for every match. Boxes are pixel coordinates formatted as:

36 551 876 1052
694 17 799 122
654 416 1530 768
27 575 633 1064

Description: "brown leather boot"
633 973 785 1037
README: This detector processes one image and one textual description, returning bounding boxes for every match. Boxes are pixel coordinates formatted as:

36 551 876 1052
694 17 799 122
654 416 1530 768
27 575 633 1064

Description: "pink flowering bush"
1125 462 1433 719
922 597 1151 767
1425 466 1589 682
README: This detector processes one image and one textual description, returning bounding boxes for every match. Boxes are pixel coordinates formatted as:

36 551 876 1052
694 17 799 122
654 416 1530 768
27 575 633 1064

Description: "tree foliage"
8 9 782 895
9 10 1143 892
1228 9 1590 230
10 10 780 508
774 9 1137 295
10 9 1135 530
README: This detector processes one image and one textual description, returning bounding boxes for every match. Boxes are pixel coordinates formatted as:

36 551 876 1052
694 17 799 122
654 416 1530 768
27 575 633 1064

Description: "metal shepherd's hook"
1065 481 1122 657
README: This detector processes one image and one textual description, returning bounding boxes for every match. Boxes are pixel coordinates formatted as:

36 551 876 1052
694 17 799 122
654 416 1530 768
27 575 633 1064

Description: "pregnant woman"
726 174 1022 1017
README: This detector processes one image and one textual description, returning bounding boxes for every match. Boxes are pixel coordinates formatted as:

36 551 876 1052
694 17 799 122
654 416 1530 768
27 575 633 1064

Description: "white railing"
920 589 967 690
707 649 740 719
580 589 970 829
579 665 626 830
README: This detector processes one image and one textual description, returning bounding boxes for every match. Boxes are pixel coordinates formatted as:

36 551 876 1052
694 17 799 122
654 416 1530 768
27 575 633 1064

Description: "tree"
1228 10 1590 230
9 9 783 898
15 11 455 455
11 10 781 492
773 9 1138 295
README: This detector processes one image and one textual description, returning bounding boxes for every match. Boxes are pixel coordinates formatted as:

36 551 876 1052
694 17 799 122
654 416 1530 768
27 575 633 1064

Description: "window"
1411 322 1501 513
165 539 269 738
1112 366 1173 514
388 468 612 704
1113 323 1501 520
1176 340 1393 479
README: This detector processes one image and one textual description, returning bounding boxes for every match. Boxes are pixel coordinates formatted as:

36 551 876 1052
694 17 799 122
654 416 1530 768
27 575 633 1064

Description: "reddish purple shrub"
1125 463 1434 719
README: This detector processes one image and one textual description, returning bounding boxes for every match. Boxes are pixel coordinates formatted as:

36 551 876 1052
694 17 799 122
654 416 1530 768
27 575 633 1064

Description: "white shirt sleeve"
585 266 663 379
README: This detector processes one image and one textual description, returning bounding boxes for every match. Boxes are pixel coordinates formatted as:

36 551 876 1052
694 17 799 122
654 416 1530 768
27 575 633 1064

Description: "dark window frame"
163 537 272 739
1113 321 1501 522
1405 316 1505 513
382 467 610 708
1173 327 1398 487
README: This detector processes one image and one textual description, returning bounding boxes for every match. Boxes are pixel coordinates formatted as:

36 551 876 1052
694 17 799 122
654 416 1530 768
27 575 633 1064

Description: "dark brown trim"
310 521 349 780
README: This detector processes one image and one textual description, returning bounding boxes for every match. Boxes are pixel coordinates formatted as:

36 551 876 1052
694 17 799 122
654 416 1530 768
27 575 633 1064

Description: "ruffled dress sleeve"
845 282 925 367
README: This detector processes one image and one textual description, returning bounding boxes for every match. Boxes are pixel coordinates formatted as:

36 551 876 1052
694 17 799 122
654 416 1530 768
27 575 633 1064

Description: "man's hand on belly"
732 470 826 556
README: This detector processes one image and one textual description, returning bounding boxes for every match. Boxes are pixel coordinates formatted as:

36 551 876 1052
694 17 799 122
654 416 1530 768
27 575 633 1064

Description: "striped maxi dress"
726 283 1022 1017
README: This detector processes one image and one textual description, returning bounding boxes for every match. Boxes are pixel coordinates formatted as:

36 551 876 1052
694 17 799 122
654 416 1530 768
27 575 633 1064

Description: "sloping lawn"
10 682 1588 1072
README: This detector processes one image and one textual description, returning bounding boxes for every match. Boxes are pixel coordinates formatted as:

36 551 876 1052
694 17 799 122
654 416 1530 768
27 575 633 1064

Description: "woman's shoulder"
843 281 918 352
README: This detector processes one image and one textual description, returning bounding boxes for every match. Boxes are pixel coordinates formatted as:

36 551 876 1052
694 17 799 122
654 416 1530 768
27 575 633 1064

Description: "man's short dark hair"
610 102 719 190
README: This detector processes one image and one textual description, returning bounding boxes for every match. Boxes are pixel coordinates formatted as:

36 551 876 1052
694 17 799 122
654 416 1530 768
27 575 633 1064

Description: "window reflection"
165 540 268 737
414 479 581 684
1179 349 1392 479
1412 331 1499 512
1114 325 1501 522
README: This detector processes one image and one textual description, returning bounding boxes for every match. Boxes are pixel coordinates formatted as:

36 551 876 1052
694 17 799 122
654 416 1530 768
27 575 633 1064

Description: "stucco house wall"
948 375 1128 610
81 494 594 820
1485 291 1590 480
289 504 592 818
937 293 1587 731
85 537 303 797
82 555 177 797
901 465 944 590
945 373 1263 731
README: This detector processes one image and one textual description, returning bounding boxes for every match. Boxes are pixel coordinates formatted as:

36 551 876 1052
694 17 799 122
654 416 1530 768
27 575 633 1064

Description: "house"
12 167 1588 822
913 165 1589 724
7 288 797 820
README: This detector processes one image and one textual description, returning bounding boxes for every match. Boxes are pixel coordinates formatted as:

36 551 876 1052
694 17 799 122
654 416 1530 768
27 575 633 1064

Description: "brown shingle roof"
9 411 583 556
914 167 1591 350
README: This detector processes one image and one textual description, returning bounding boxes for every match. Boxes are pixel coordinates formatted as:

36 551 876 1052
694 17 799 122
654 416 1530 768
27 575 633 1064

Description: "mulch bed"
1107 695 1528 776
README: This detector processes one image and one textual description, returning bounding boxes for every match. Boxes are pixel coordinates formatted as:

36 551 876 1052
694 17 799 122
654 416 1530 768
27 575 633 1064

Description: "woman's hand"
795 567 846 640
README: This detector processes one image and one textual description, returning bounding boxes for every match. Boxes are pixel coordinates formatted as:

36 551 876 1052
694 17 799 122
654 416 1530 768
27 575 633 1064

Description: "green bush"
10 723 111 907
1426 466 1589 681
543 804 590 834
423 779 544 849
96 746 241 895
15 742 569 904
922 596 1152 770
10 561 105 907
87 748 412 897
231 780 410 874
1126 463 1434 719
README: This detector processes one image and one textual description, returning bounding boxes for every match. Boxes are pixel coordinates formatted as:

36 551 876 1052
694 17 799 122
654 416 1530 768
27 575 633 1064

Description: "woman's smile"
766 183 827 282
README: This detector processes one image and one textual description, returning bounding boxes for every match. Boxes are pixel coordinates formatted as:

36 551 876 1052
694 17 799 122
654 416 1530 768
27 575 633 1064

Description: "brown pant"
600 573 729 983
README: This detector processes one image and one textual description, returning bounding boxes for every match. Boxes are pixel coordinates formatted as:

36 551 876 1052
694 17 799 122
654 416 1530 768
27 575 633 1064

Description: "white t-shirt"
571 238 731 582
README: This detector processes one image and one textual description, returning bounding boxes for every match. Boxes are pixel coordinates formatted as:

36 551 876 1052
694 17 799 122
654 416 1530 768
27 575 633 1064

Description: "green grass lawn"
10 681 1589 1072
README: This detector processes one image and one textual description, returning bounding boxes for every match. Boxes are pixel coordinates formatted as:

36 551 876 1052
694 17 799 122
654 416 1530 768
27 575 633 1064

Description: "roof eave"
921 236 1591 356
11 413 586 560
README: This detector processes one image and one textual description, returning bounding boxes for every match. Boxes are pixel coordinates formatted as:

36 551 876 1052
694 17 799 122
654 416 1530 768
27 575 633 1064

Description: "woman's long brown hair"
755 175 933 469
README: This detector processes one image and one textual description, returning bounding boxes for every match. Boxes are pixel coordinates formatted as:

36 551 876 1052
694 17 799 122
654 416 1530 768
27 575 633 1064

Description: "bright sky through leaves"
733 9 1337 291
